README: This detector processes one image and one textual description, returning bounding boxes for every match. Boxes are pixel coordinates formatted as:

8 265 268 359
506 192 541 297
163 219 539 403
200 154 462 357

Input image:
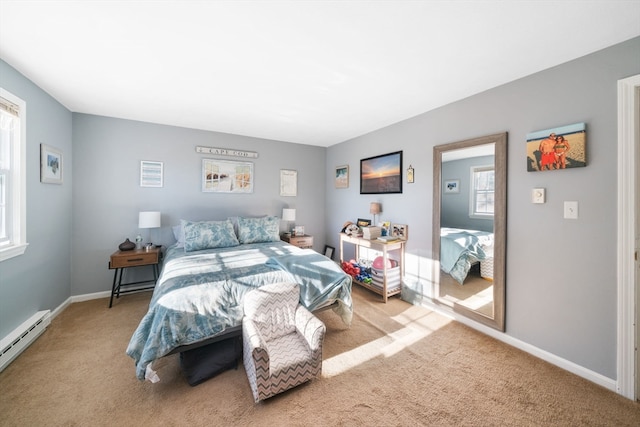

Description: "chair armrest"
243 318 270 365
295 305 326 351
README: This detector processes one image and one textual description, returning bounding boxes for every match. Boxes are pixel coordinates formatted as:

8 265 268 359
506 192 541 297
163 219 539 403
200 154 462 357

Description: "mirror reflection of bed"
433 133 506 331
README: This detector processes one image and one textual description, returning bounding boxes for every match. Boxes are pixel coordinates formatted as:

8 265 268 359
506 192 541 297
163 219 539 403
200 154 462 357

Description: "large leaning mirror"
433 132 507 331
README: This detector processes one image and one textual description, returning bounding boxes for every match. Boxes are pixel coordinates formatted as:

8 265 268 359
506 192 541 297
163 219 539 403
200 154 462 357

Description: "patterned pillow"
237 216 281 244
182 219 240 252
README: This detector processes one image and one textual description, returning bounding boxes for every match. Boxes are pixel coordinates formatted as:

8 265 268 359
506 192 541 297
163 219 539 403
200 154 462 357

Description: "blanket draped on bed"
440 227 493 284
126 241 352 380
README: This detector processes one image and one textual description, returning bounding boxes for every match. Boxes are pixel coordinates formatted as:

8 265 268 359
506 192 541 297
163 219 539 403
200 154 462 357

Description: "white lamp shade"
370 202 382 215
282 208 296 222
139 211 161 228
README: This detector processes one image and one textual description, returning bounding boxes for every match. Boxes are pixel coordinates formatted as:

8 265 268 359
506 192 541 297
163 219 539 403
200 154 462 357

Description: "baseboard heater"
0 310 51 372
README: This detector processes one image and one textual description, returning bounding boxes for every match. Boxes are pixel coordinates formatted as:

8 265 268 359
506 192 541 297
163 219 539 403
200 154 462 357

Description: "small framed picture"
407 165 415 183
335 165 349 189
381 221 391 236
140 160 164 187
444 179 460 194
323 245 335 260
294 225 305 236
40 144 63 184
391 224 408 240
357 218 371 228
280 169 297 197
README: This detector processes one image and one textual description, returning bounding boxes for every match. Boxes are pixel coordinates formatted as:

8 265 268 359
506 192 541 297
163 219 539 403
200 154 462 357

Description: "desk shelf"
339 233 405 303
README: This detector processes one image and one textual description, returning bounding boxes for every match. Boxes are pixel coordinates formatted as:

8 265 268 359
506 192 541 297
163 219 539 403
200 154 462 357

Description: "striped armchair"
242 282 326 403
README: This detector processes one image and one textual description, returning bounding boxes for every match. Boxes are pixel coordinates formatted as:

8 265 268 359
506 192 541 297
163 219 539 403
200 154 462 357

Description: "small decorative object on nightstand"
118 238 136 251
108 247 161 308
282 234 313 249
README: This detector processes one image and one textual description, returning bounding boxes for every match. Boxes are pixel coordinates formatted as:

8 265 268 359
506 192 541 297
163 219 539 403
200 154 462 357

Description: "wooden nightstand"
108 247 161 307
282 234 313 249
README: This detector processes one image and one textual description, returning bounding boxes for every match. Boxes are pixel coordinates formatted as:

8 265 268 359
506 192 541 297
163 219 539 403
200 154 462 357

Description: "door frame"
617 73 639 400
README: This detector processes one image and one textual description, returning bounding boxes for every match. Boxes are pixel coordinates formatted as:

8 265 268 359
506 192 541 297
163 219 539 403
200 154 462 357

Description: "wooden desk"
339 233 405 303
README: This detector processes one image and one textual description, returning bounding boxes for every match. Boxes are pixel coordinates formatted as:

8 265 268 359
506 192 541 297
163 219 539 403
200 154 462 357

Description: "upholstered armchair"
242 282 326 402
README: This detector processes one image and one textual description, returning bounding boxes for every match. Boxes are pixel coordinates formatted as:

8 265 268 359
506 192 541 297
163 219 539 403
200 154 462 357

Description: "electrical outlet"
532 188 545 203
564 201 578 219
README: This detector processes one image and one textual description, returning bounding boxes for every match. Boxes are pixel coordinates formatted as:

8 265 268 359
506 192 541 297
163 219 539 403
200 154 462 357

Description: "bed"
126 217 353 381
440 227 493 284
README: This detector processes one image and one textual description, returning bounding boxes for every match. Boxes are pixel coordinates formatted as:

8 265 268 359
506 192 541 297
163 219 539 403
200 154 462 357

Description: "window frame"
0 88 28 261
468 164 495 219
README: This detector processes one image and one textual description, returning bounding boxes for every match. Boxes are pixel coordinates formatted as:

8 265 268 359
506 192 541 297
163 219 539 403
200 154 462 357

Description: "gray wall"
325 37 640 380
441 155 494 232
0 60 73 338
71 114 327 295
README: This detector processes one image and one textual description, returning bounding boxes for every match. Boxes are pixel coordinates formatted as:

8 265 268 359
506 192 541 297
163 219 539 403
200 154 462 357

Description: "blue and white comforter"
126 241 352 380
440 228 493 284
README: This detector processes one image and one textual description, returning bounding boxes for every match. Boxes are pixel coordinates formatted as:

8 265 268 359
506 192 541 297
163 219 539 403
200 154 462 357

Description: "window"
469 165 494 218
0 88 27 261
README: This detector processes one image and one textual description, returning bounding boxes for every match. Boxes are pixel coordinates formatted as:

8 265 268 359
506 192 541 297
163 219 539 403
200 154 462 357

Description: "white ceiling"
1 1 639 147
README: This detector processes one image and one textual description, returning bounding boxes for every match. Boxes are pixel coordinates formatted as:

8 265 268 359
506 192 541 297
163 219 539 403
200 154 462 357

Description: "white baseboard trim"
416 299 617 393
49 291 111 322
71 290 111 303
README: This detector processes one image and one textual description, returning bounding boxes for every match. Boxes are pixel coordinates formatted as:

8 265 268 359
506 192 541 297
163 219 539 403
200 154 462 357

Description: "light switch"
564 201 578 219
532 188 545 204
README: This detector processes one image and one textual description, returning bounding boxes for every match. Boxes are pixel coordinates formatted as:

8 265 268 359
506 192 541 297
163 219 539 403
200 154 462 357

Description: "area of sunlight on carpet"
322 307 452 377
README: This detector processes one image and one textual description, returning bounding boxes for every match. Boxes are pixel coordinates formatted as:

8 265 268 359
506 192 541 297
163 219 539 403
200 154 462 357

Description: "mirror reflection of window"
471 165 495 217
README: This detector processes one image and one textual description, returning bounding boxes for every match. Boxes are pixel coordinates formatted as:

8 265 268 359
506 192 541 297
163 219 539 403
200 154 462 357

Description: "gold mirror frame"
433 132 507 331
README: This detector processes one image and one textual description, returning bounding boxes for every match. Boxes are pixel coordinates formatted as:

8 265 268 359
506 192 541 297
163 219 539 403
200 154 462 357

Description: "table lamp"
370 202 381 226
139 211 161 248
282 208 296 236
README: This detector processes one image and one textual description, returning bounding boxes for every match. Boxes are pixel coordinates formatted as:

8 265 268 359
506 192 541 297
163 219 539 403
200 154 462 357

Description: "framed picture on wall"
360 151 402 194
280 169 297 196
40 144 63 184
140 160 164 187
444 179 460 194
202 158 253 193
526 122 587 172
335 165 349 189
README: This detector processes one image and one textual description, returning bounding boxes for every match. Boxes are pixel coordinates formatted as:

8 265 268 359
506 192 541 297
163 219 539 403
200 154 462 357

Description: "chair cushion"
266 332 313 380
244 283 299 341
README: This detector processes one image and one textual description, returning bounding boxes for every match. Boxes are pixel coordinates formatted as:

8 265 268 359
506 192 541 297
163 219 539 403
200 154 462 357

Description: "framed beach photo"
526 122 586 172
202 158 253 193
40 144 63 184
360 151 402 194
444 179 460 194
335 165 349 189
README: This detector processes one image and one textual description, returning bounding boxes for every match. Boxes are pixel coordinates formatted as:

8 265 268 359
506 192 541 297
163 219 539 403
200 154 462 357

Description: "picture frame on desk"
357 218 371 228
294 225 305 236
391 224 408 240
